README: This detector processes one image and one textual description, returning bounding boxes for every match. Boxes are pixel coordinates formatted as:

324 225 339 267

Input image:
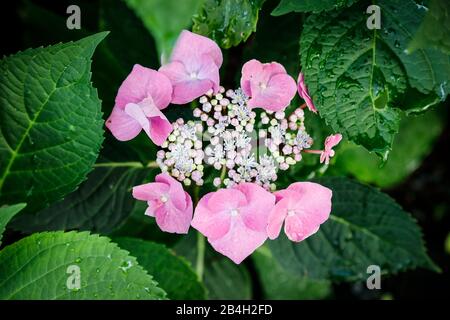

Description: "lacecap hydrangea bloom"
106 30 342 264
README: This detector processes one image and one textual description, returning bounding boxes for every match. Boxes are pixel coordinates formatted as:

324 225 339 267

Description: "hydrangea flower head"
108 31 343 264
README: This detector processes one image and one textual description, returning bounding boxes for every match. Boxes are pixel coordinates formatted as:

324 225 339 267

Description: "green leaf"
193 0 266 49
0 203 26 246
173 232 252 299
300 0 450 156
0 231 166 299
408 0 450 54
330 108 446 188
114 237 206 299
268 177 438 281
124 0 204 60
272 0 359 15
11 164 151 234
253 246 331 299
0 33 107 213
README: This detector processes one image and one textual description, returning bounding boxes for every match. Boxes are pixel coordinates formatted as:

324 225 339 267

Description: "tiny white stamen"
287 210 296 217
160 196 168 203
230 209 239 216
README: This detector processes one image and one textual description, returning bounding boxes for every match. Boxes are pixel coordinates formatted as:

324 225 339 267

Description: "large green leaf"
11 164 150 234
0 33 107 212
124 0 204 60
0 203 26 246
268 177 438 281
408 0 450 54
114 237 206 299
253 246 331 299
272 0 359 15
193 0 265 49
0 231 166 299
173 232 252 299
330 108 446 188
300 0 450 157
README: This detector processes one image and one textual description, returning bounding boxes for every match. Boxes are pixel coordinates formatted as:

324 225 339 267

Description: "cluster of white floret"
156 86 314 190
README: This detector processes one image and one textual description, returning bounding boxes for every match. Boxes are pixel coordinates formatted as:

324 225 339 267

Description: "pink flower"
159 30 222 104
192 183 276 264
267 182 332 242
132 173 193 234
320 134 342 165
240 59 296 111
106 64 173 145
297 72 318 113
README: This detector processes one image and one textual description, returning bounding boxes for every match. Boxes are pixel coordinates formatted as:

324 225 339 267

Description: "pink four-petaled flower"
106 64 173 145
240 59 297 112
192 183 276 264
267 182 332 242
159 30 223 104
133 173 193 234
320 134 343 165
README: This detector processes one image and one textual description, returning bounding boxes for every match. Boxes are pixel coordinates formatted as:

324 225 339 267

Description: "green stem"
196 232 206 281
93 161 158 168
193 185 205 280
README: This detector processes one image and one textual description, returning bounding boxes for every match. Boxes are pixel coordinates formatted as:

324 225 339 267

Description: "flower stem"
192 185 205 280
93 160 158 168
303 149 322 155
196 232 206 281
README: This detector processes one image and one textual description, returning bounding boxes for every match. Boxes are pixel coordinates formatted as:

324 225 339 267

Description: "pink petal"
115 64 172 110
267 197 289 240
297 72 318 113
105 106 142 141
287 182 332 225
191 193 232 241
149 116 173 146
240 59 264 96
247 73 297 111
155 173 191 211
263 62 287 77
209 217 268 264
160 57 219 104
284 213 320 242
132 182 170 201
123 101 172 146
153 203 191 234
235 183 275 232
145 200 162 217
207 188 248 213
124 102 151 133
320 151 329 164
171 30 223 68
324 134 343 151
